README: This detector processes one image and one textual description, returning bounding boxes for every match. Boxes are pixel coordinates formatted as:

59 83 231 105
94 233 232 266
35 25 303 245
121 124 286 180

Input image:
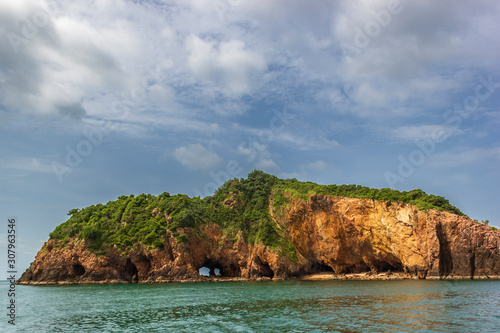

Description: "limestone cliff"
18 194 500 284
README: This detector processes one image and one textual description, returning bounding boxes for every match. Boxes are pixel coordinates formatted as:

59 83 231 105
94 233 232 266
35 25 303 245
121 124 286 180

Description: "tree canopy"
49 170 465 258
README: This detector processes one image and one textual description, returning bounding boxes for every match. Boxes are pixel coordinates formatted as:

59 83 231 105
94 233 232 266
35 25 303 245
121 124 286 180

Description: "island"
18 170 500 285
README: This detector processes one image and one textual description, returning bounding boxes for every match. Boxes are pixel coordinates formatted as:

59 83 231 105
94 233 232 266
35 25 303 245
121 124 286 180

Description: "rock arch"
198 259 223 277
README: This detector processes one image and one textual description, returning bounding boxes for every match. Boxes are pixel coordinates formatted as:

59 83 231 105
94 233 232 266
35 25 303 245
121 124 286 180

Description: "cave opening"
373 260 404 273
260 262 274 279
72 263 85 276
123 259 139 283
253 256 274 279
315 262 334 273
436 222 453 277
198 259 223 277
470 253 476 279
225 263 241 277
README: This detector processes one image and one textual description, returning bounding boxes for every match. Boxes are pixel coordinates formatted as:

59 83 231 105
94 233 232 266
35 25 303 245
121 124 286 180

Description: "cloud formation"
174 144 222 170
0 0 498 183
186 36 265 96
2 0 499 126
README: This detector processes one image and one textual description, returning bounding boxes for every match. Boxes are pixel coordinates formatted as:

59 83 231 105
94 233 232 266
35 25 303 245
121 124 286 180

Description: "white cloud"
332 0 500 116
255 158 280 173
301 160 328 172
2 0 499 130
235 124 341 151
428 147 500 168
237 142 280 173
391 125 464 142
174 144 222 170
295 160 342 179
0 0 131 119
1 0 500 170
275 131 341 150
186 35 265 96
211 100 250 116
1 157 54 174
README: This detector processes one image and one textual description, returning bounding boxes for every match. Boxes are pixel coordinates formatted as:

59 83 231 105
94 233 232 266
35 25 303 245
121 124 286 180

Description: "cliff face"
282 195 499 278
18 195 500 284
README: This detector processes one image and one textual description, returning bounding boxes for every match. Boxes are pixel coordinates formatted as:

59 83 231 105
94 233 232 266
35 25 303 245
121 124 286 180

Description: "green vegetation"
271 179 465 216
49 170 465 258
50 192 204 254
205 170 280 246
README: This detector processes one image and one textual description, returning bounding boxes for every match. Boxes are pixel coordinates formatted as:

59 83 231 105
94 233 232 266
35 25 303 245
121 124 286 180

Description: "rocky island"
18 171 500 285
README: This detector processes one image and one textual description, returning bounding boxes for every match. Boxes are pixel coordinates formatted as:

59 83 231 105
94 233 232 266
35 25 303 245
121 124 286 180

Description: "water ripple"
2 280 499 332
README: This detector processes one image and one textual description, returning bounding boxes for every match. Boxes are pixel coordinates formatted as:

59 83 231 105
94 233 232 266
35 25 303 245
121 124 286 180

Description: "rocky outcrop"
18 195 500 284
281 195 500 279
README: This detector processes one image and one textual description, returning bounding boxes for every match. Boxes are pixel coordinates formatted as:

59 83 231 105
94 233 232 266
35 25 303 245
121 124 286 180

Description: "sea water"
1 279 499 332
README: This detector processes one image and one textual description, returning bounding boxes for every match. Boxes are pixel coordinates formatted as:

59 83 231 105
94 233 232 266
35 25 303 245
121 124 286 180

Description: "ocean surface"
2 279 500 332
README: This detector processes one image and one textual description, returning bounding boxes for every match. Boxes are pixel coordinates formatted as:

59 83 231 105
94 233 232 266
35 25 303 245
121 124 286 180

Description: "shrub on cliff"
271 178 465 216
48 170 465 258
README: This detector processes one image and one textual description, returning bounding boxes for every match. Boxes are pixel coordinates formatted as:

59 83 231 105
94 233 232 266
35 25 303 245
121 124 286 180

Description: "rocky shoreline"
17 272 500 286
298 272 500 281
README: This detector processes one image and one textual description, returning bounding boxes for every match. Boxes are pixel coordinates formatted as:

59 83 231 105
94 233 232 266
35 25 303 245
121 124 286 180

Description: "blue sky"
1 0 499 274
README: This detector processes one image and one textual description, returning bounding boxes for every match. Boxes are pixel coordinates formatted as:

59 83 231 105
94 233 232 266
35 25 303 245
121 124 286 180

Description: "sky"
1 0 499 274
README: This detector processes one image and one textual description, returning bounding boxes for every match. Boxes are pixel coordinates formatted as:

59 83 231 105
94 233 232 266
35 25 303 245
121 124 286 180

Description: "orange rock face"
282 195 500 279
18 195 500 284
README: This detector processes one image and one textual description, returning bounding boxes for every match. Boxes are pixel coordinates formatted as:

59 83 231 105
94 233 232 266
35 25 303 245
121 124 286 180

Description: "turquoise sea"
2 279 500 332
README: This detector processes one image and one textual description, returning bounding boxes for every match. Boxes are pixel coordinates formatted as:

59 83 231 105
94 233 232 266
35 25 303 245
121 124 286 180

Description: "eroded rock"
18 195 500 284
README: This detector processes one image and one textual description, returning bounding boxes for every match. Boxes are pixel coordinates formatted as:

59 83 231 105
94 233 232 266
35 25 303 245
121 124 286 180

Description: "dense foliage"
49 170 465 258
271 178 465 216
49 192 205 254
